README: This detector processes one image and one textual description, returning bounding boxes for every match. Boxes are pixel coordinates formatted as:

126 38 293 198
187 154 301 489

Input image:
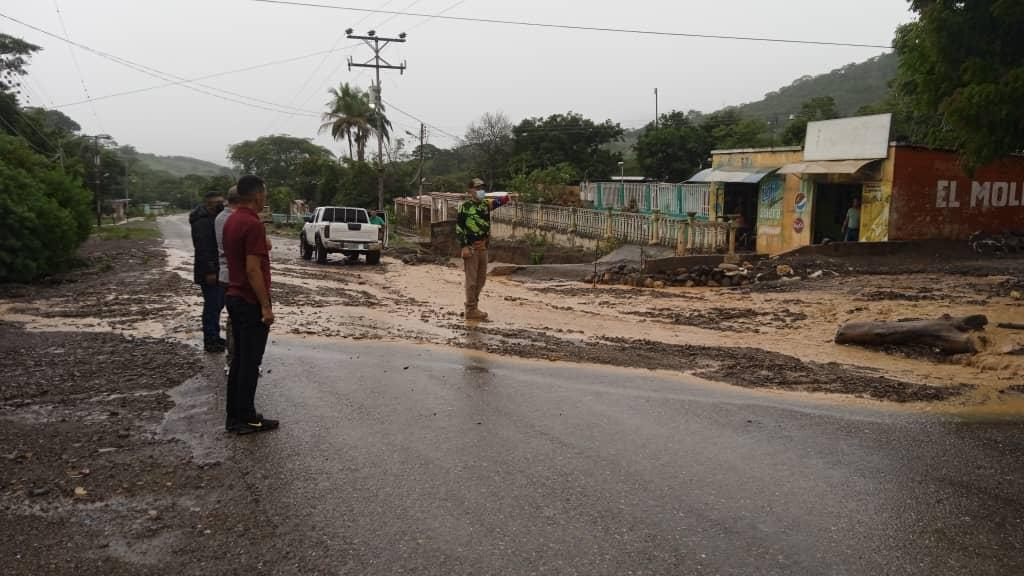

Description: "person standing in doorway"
190 190 225 352
842 197 861 242
215 186 239 371
456 178 510 321
223 175 278 435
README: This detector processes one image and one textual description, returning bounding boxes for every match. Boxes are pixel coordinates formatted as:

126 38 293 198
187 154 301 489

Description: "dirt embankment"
0 226 295 574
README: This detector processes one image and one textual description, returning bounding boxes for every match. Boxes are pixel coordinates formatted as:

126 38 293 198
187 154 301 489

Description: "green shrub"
0 134 92 282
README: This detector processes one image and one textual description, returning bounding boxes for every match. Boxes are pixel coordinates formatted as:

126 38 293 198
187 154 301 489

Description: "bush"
0 134 92 282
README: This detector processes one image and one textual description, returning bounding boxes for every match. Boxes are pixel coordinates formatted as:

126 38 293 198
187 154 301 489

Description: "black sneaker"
234 417 279 435
204 342 225 353
225 414 263 432
215 337 227 347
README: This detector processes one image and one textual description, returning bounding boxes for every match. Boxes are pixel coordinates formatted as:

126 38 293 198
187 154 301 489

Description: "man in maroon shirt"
222 175 278 434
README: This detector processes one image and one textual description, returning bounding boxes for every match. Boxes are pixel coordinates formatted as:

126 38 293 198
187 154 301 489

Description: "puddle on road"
159 375 227 465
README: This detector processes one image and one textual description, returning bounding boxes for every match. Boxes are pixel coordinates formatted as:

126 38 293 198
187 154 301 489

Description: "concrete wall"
489 221 600 251
888 146 1024 241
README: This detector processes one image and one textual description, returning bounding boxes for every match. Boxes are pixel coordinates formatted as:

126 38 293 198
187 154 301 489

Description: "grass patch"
92 224 160 241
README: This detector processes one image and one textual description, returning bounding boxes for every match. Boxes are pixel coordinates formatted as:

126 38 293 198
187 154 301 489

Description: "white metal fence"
581 182 711 219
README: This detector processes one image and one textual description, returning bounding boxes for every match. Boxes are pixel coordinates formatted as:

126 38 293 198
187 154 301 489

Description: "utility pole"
93 139 101 228
406 123 427 231
346 28 407 212
654 88 659 128
416 123 426 197
90 134 112 227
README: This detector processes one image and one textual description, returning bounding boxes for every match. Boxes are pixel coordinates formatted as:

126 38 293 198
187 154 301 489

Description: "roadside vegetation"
91 223 161 241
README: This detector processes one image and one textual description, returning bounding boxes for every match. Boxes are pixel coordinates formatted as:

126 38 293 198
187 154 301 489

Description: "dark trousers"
200 283 225 344
226 296 269 420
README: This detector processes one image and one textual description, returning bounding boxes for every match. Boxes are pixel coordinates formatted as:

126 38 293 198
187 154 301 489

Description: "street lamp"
617 161 625 210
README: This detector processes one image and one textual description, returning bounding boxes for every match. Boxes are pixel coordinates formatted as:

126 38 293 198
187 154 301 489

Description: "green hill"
132 151 233 178
732 52 897 123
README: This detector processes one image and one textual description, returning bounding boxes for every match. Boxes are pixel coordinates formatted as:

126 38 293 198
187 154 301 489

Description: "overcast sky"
4 0 914 165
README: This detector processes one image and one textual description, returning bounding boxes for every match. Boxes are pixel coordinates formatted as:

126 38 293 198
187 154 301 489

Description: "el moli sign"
935 180 1024 209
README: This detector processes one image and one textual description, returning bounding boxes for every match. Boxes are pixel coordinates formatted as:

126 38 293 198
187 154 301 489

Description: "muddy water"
7 214 1020 413
223 215 1024 410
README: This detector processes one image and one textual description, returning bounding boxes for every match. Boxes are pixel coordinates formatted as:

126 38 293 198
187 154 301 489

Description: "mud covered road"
2 215 1024 574
160 213 1024 408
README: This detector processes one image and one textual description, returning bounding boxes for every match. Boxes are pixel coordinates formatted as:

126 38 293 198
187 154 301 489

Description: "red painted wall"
889 147 1024 240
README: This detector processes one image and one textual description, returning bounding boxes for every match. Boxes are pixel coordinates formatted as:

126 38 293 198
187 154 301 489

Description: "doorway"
813 183 862 243
723 183 758 251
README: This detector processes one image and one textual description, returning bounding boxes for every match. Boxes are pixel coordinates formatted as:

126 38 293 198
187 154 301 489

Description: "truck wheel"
315 237 328 264
300 235 313 260
366 250 381 265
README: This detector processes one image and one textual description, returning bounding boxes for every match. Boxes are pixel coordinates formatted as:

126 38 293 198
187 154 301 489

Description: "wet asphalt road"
230 337 1024 575
158 215 1024 574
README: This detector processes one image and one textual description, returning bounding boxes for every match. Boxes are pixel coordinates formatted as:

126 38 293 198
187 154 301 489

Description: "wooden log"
835 315 988 355
998 322 1024 331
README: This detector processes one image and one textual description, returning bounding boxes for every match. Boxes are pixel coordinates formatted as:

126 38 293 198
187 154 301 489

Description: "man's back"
215 207 234 285
190 205 218 285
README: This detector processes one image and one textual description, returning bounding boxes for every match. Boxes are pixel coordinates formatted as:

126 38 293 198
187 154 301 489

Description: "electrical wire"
0 12 322 118
381 98 461 142
52 47 359 109
250 0 893 49
280 0 464 132
12 107 64 154
0 113 58 159
263 0 398 133
52 0 105 132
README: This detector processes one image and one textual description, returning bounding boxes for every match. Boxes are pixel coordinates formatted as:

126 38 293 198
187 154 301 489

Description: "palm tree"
319 83 391 163
356 100 393 164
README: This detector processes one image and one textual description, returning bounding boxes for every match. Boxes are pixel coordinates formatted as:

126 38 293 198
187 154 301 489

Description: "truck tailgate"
327 223 379 243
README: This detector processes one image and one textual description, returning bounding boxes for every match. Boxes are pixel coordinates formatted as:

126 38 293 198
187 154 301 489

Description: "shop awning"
777 159 881 175
685 166 779 184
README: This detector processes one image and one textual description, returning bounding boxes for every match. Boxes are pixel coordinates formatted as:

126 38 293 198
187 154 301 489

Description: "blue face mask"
475 190 487 201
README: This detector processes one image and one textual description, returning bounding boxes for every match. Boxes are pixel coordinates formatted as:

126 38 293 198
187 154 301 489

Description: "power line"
52 46 359 109
274 0 463 133
52 0 104 132
0 113 60 161
13 106 64 156
382 98 460 142
0 12 322 118
264 0 397 133
250 0 893 49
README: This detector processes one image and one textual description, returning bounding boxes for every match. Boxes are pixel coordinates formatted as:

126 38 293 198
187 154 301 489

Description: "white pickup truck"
300 206 387 265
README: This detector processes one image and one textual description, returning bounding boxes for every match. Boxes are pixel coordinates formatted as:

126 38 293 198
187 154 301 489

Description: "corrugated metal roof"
777 159 880 175
710 146 803 155
685 166 779 184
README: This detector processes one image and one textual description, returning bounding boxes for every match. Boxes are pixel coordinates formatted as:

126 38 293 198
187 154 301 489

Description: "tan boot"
465 307 489 321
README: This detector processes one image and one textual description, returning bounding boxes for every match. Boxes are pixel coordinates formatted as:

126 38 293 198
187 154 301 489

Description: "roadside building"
686 147 804 253
753 113 1024 252
142 201 170 216
108 198 130 223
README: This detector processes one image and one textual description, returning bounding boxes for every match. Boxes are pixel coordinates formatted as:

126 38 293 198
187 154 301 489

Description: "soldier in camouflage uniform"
456 178 510 321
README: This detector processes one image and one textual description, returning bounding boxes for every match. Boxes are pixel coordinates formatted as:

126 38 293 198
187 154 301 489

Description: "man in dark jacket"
190 190 226 352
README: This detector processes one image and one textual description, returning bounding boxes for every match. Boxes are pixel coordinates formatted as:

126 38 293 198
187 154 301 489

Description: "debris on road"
835 314 989 355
